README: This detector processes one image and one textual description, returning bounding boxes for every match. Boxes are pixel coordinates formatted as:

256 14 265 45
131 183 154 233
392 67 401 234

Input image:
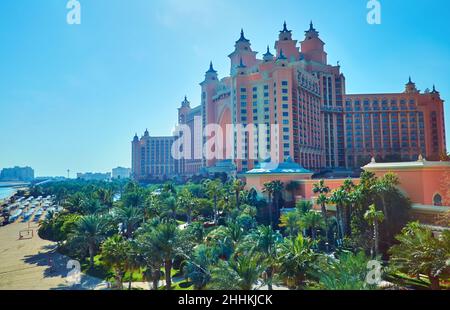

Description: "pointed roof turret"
236 28 250 43
280 21 291 33
181 96 190 108
263 45 274 62
305 20 319 38
206 61 217 73
133 133 139 142
404 76 419 94
144 129 149 136
431 84 439 94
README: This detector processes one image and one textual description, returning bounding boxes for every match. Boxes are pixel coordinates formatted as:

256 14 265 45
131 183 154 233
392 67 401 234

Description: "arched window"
433 194 442 206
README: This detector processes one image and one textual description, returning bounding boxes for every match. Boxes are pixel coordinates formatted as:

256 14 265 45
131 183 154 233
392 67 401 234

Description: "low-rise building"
112 167 131 180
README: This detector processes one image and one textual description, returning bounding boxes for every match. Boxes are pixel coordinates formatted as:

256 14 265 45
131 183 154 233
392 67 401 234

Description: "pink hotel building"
132 22 446 181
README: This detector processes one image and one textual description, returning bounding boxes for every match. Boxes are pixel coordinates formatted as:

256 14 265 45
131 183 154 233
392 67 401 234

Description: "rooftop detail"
245 157 313 175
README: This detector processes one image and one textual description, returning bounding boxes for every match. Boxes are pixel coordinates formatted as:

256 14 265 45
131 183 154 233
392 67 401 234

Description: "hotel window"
282 96 289 101
282 81 288 86
241 88 247 92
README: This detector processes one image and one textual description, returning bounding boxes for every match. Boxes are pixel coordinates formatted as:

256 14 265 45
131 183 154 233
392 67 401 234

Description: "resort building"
111 167 131 180
177 96 203 176
131 130 178 181
131 21 446 180
196 22 446 173
242 155 450 224
0 166 34 182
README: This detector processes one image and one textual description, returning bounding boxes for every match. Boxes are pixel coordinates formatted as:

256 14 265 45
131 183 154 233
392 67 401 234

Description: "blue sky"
0 0 449 177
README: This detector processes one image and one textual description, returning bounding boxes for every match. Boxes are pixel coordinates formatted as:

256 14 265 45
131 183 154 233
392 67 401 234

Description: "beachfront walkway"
0 222 107 290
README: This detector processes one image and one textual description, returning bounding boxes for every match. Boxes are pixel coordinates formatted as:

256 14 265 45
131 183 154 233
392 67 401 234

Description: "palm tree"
296 200 313 215
329 188 349 241
72 215 107 268
101 235 130 290
135 229 163 290
114 206 143 238
205 179 222 224
315 251 378 290
279 211 300 237
231 179 246 208
364 204 384 257
285 181 300 203
153 222 180 290
177 188 195 223
371 172 399 223
276 234 315 289
183 244 218 289
125 240 142 290
389 223 450 290
244 226 281 290
312 180 330 220
263 180 284 227
122 186 145 208
95 188 114 209
300 211 325 241
162 182 177 196
163 196 177 220
209 255 265 290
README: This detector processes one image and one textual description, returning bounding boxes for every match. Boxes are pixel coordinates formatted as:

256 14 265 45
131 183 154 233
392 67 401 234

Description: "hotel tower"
132 22 446 181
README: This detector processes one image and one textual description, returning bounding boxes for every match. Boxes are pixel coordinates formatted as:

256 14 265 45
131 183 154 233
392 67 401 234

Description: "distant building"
131 130 178 181
76 172 111 181
0 166 34 181
112 167 131 179
177 96 203 176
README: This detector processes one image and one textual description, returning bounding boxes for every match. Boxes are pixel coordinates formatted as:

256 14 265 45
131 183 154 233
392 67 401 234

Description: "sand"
0 222 108 290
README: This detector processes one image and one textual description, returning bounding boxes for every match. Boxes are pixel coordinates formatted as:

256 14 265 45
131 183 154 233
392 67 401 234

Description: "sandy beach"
0 222 107 290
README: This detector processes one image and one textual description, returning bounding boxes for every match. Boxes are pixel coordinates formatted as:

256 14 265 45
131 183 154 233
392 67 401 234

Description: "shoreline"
0 187 28 205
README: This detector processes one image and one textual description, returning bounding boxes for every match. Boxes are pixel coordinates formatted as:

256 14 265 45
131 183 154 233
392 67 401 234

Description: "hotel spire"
229 28 257 75
263 45 274 62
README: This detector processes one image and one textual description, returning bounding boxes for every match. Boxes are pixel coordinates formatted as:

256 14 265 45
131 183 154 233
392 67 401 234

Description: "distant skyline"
0 0 449 176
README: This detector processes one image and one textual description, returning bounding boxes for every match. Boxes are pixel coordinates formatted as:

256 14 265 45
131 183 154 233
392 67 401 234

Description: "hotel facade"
131 22 446 181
